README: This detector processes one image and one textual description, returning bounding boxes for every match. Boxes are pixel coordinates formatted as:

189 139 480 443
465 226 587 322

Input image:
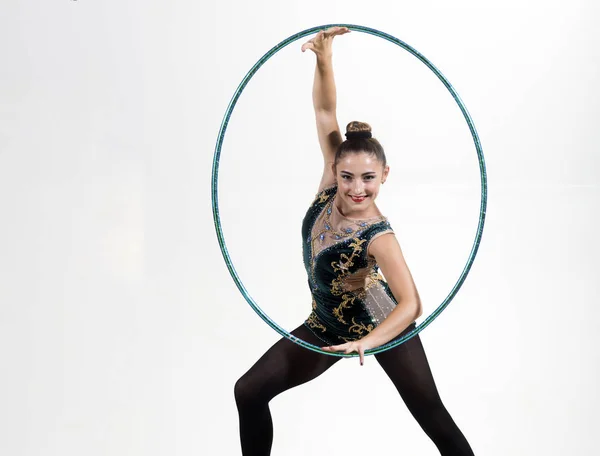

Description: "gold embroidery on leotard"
311 187 331 205
330 238 367 295
306 311 327 333
349 317 374 336
332 293 356 325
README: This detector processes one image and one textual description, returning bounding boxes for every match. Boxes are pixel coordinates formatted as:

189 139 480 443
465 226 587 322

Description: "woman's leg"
374 325 475 456
234 324 340 456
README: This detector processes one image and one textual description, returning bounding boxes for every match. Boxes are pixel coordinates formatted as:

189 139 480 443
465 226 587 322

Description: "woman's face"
332 151 390 215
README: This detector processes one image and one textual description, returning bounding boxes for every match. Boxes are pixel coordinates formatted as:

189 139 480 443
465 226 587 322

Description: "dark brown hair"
335 121 387 168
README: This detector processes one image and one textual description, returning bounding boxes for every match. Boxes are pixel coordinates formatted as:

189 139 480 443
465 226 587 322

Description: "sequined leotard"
302 184 410 346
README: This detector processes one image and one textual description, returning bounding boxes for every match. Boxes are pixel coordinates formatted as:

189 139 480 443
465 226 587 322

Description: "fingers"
321 343 352 353
320 27 350 41
321 341 365 365
324 26 350 36
321 344 346 352
302 27 350 52
301 41 314 52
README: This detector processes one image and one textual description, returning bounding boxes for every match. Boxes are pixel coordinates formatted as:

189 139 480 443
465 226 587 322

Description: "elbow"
414 299 423 320
314 107 336 117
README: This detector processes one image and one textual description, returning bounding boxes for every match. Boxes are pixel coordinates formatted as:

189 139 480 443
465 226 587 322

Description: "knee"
415 394 448 418
234 374 260 408
412 399 456 435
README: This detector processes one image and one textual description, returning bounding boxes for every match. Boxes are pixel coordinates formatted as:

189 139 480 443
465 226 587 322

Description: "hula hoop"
212 23 487 357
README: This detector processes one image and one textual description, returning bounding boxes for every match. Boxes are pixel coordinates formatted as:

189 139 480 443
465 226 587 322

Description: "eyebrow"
340 171 377 176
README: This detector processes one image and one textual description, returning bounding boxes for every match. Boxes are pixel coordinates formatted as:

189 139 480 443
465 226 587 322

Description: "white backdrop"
1 1 598 455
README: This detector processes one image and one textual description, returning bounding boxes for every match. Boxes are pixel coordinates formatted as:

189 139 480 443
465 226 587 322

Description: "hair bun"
345 121 372 140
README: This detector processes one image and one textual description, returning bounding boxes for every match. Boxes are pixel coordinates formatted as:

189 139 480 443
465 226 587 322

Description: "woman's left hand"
321 338 374 366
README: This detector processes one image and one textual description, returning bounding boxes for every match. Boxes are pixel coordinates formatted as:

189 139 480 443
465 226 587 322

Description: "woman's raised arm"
301 27 350 191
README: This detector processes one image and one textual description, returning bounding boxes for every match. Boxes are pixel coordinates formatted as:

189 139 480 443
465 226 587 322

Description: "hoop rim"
211 23 487 357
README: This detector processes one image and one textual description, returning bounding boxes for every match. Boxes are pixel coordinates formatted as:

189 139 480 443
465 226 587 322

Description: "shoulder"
311 183 337 205
365 222 396 259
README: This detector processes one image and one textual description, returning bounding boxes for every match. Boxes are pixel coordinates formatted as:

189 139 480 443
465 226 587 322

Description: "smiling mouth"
350 195 366 202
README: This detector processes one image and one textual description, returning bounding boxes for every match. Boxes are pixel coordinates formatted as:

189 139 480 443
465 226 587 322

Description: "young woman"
234 26 475 456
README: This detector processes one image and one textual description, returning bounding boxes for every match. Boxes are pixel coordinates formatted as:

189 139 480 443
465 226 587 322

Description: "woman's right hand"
301 26 350 58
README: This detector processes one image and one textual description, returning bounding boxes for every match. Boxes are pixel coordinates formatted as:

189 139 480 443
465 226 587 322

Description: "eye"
364 175 375 180
341 175 352 180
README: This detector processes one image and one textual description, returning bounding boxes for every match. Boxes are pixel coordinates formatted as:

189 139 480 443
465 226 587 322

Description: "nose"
354 182 364 195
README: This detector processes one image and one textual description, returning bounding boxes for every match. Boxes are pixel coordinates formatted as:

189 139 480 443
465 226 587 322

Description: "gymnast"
234 26 475 456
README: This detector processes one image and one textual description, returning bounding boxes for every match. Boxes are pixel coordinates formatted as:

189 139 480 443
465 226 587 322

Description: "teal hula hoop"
211 24 487 357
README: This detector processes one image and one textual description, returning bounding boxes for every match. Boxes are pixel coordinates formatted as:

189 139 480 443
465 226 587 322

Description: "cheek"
366 181 380 193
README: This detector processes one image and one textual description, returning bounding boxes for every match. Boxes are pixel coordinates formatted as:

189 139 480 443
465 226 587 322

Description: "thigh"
237 324 341 402
374 325 443 406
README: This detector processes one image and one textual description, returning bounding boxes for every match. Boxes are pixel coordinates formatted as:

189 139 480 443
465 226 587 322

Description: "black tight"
234 323 474 455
